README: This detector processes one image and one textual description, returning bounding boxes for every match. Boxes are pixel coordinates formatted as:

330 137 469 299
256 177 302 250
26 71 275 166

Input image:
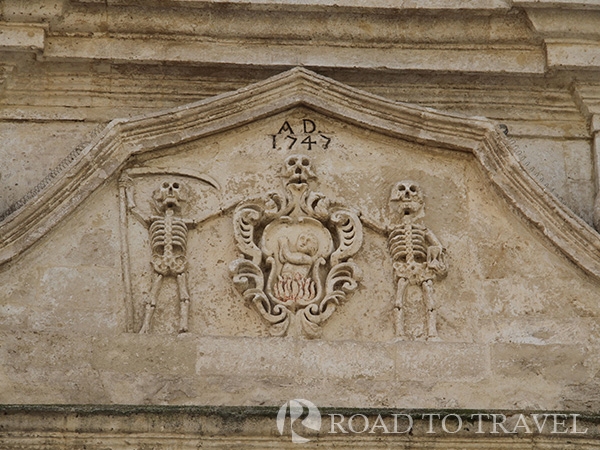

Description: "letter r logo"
277 399 322 444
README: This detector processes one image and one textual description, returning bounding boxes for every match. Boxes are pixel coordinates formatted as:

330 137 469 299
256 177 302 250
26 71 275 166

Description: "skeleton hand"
427 245 446 274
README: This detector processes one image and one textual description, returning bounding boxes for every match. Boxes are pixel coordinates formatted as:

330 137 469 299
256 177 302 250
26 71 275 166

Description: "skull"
283 154 315 184
153 180 186 212
390 180 424 216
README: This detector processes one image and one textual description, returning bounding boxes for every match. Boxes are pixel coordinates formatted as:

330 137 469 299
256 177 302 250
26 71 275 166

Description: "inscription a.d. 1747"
271 119 331 151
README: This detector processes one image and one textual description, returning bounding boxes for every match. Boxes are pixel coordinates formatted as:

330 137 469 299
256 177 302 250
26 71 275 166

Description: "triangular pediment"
1 66 599 283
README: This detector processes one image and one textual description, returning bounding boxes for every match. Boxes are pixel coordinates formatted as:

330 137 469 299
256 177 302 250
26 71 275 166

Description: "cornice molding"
68 0 600 11
0 404 597 448
515 0 600 9
1 67 599 281
68 0 513 10
4 3 600 72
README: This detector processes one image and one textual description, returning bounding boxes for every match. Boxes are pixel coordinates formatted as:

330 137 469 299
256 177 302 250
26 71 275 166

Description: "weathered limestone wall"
1 1 600 223
2 1 600 448
1 100 599 409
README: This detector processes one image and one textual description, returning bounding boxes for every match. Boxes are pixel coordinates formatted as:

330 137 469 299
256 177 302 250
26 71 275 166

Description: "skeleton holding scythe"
122 170 219 334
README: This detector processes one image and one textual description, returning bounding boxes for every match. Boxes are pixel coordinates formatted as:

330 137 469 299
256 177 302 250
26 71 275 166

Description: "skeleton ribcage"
150 219 188 257
388 223 427 263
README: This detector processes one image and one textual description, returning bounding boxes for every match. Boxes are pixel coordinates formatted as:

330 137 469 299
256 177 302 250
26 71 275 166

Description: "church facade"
1 1 600 447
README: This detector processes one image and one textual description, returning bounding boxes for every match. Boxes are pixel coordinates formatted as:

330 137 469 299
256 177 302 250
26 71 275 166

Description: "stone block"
90 333 197 377
546 40 600 69
492 344 590 384
196 337 299 379
0 122 100 213
298 340 395 381
509 137 568 197
395 342 489 382
0 23 45 52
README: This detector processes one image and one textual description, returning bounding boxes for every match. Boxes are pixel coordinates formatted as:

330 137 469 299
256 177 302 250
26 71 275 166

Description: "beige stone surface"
1 1 600 446
0 23 45 52
0 71 599 413
0 121 103 213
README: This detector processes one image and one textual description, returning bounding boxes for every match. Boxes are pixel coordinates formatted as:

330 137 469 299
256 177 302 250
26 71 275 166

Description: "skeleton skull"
390 180 424 215
284 154 315 184
153 180 187 212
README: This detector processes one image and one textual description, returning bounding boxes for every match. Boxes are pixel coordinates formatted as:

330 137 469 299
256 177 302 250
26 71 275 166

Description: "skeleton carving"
126 180 197 334
387 181 447 340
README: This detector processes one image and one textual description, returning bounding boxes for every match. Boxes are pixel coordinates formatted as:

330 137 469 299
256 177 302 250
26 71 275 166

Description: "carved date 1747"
271 118 331 151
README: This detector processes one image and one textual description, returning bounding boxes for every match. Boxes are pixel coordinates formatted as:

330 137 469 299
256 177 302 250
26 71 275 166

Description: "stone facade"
2 1 600 447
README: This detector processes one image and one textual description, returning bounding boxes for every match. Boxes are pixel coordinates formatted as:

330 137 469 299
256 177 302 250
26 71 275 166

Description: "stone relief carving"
387 181 447 340
119 168 220 334
230 155 363 338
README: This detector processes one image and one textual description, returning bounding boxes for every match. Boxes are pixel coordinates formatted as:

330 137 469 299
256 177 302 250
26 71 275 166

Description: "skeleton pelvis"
152 254 187 276
393 261 434 285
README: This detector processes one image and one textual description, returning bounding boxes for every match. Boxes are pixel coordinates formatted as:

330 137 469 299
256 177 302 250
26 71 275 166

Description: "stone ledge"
196 336 396 381
1 330 597 407
42 36 546 74
546 40 600 69
395 342 490 382
0 23 46 53
0 405 598 449
516 0 600 9
491 343 591 383
71 0 512 10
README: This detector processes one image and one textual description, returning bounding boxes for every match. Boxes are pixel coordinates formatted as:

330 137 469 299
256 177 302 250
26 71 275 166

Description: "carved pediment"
1 67 598 284
1 67 600 342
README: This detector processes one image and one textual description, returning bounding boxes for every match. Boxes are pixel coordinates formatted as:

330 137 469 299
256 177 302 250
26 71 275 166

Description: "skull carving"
390 180 424 215
153 180 187 212
284 154 315 184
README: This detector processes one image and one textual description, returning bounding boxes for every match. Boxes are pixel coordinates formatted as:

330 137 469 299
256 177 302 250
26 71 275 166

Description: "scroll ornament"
230 155 363 338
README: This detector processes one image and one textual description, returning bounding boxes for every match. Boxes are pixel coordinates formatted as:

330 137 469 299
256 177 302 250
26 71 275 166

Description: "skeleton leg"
177 272 190 333
422 279 439 340
394 277 409 338
139 273 163 334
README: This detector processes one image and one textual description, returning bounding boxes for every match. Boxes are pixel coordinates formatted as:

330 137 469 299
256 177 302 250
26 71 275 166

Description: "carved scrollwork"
233 206 263 265
230 155 363 338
